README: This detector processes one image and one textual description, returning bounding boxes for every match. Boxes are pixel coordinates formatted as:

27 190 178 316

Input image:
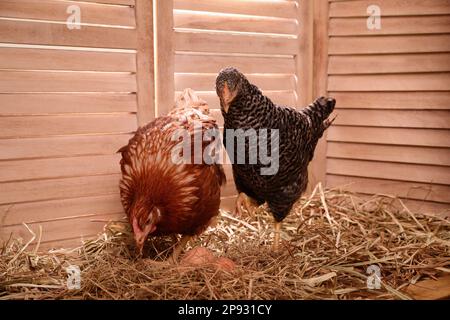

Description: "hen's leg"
235 192 258 217
272 221 282 252
170 235 191 263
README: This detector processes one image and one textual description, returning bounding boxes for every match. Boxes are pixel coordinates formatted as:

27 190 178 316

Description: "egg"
180 247 216 266
214 257 236 272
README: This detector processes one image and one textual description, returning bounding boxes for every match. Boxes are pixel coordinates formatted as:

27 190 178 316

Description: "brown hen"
118 89 225 261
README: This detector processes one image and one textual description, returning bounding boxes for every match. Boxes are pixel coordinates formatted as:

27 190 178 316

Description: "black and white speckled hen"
216 67 336 251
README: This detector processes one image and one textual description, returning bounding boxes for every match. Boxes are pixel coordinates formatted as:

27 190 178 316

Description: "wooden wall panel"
326 0 450 216
0 0 152 249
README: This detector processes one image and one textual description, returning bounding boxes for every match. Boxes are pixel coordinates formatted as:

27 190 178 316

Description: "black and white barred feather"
216 67 336 222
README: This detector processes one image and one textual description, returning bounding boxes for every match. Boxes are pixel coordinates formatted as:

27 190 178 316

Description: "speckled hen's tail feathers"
303 96 336 135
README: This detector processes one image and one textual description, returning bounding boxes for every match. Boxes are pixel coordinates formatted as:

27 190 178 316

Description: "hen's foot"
234 192 258 217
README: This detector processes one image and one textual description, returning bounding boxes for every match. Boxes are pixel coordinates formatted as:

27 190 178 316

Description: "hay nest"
1 186 449 300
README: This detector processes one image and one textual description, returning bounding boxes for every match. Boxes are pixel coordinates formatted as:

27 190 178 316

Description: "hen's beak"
217 82 237 114
134 232 147 256
132 217 156 257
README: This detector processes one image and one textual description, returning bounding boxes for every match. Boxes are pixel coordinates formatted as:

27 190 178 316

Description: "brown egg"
214 257 237 272
180 247 216 266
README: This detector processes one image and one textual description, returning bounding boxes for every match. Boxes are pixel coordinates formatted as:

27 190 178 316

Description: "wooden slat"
0 114 136 138
330 0 450 17
399 199 450 217
135 0 155 125
175 73 295 91
296 0 313 107
329 92 450 110
0 154 121 183
0 0 135 27
0 212 123 244
326 158 450 185
190 90 297 111
0 47 136 72
0 71 137 93
0 93 137 115
173 0 298 19
329 35 450 54
155 0 175 117
220 196 237 212
0 19 137 49
39 234 100 250
327 126 450 147
328 73 450 91
327 142 450 166
0 194 124 227
343 192 450 217
175 53 295 74
221 180 238 198
309 0 330 188
74 0 134 5
174 10 298 35
327 175 450 204
329 16 450 36
0 134 132 160
0 174 121 204
329 53 450 74
175 31 298 55
333 109 450 129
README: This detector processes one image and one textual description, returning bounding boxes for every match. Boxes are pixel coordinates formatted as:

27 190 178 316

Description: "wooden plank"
175 73 296 91
0 194 124 227
309 0 330 189
0 47 136 72
404 276 450 300
397 199 450 217
0 174 121 205
174 9 298 35
329 92 450 110
327 142 450 166
0 154 121 183
329 35 450 54
348 192 450 217
74 0 134 5
173 0 298 19
220 196 237 212
135 0 155 125
0 114 136 138
334 109 450 129
330 0 450 17
327 126 450 147
0 71 137 93
221 180 238 198
0 0 135 27
1 212 123 244
0 93 137 115
192 90 297 111
329 53 450 74
326 158 450 185
329 16 450 36
0 134 132 160
328 73 450 92
38 233 100 250
155 0 175 117
296 0 313 107
175 53 295 74
327 174 450 204
175 31 299 55
0 19 137 49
